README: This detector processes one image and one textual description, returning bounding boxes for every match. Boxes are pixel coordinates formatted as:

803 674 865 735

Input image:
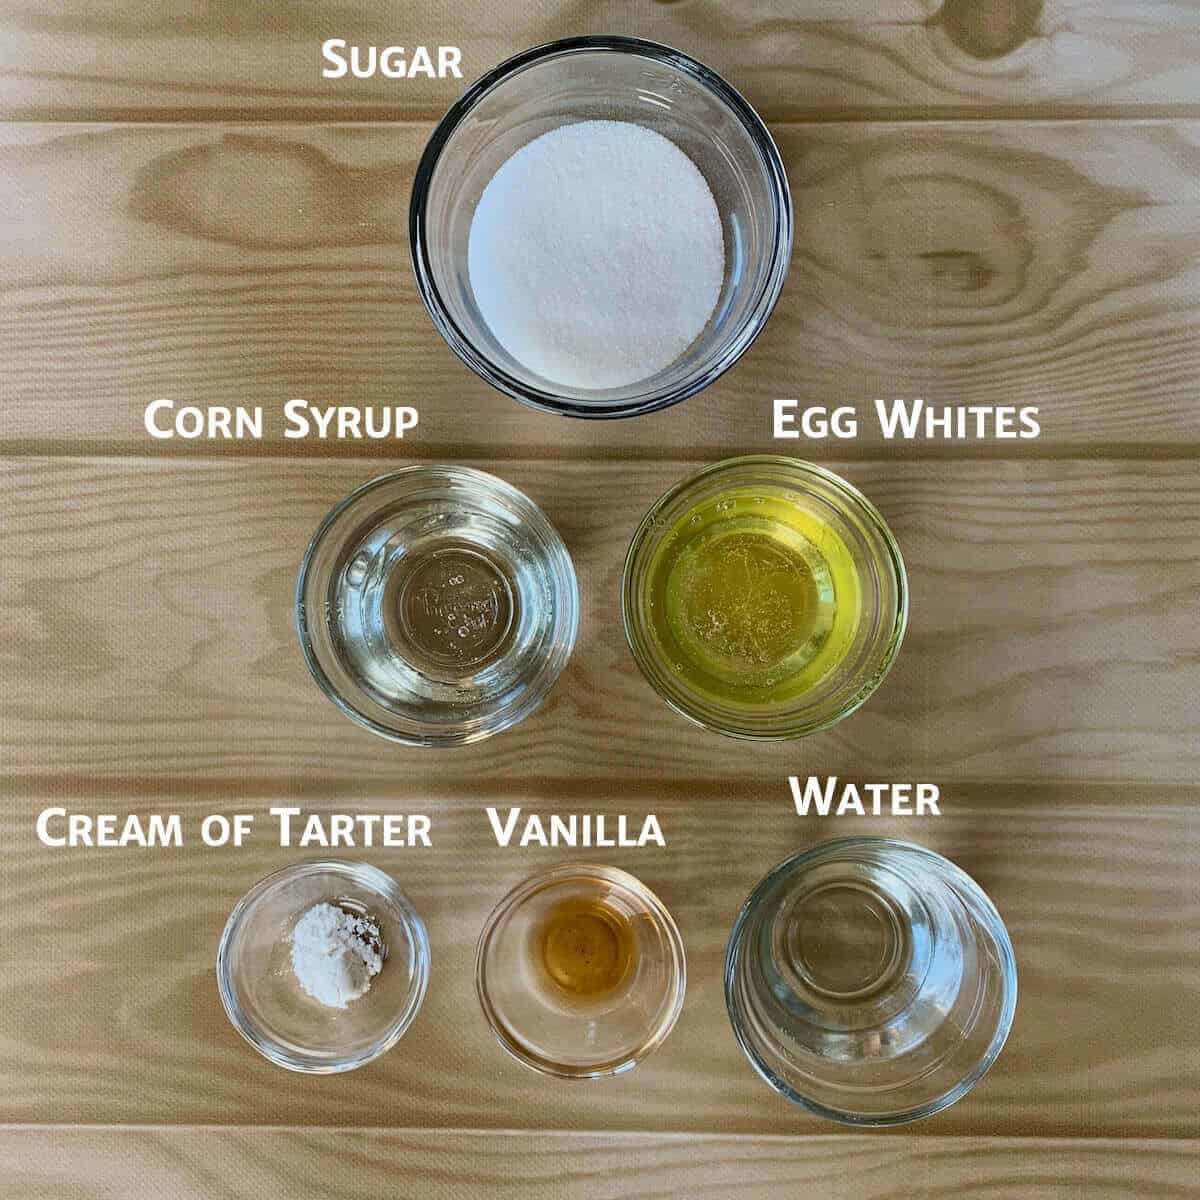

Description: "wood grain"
3 1 1200 121
3 0 1197 1183
0 454 1195 789
1 121 1197 458
0 791 1195 1135
1 1130 1196 1200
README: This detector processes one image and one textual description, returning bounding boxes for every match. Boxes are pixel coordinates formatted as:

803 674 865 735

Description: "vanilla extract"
536 897 636 998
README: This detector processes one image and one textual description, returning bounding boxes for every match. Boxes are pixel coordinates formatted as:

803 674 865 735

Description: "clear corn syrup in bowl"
296 466 579 747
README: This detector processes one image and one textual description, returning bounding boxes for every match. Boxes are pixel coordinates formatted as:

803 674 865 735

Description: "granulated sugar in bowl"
468 119 724 390
410 36 792 418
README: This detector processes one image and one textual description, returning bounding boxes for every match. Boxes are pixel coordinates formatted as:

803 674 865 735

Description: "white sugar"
467 120 724 391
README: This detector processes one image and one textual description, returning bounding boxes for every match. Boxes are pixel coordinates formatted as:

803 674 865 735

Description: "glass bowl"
475 864 686 1077
622 456 907 739
216 860 430 1073
725 838 1017 1125
410 35 792 418
296 466 579 747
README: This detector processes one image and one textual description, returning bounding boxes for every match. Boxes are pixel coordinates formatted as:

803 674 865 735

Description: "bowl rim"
294 465 580 748
408 34 793 420
620 455 909 740
216 858 431 1074
474 862 687 1078
723 837 1018 1126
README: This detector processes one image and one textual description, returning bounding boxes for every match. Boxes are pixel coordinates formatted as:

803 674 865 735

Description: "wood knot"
129 134 404 249
791 130 1143 334
915 250 995 292
863 176 1025 306
936 0 1045 60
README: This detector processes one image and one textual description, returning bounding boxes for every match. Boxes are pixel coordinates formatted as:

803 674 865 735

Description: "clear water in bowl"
725 838 1017 1125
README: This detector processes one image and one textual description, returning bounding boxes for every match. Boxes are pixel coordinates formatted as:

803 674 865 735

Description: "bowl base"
384 538 518 679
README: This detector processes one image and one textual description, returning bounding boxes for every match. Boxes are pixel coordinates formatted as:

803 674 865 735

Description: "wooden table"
1 2 1197 1195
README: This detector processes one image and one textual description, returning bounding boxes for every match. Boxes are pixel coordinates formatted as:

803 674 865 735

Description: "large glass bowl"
296 467 579 747
410 36 792 418
725 839 1017 1125
622 456 907 739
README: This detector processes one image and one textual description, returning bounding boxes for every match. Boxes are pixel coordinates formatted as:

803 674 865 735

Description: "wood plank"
2 2 1195 1177
3 2 1200 121
0 791 1195 1134
2 122 1198 457
0 1129 1195 1199
0 455 1195 788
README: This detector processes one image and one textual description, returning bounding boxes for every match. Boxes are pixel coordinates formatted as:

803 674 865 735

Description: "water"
725 840 1017 1123
748 856 954 1062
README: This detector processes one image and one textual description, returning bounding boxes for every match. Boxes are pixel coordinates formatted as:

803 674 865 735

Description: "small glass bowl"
622 456 907 739
410 36 792 418
476 864 686 1078
725 839 1017 1125
216 860 429 1073
296 466 579 747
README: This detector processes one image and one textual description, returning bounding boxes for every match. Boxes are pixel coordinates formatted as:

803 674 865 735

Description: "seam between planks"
3 112 1200 127
0 1125 1194 1143
0 446 1197 466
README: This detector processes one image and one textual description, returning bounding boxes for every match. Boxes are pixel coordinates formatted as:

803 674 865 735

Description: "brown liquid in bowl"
537 898 635 997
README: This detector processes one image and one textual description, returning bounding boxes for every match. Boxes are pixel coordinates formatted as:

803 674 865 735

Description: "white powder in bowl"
290 901 384 1008
467 119 725 391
